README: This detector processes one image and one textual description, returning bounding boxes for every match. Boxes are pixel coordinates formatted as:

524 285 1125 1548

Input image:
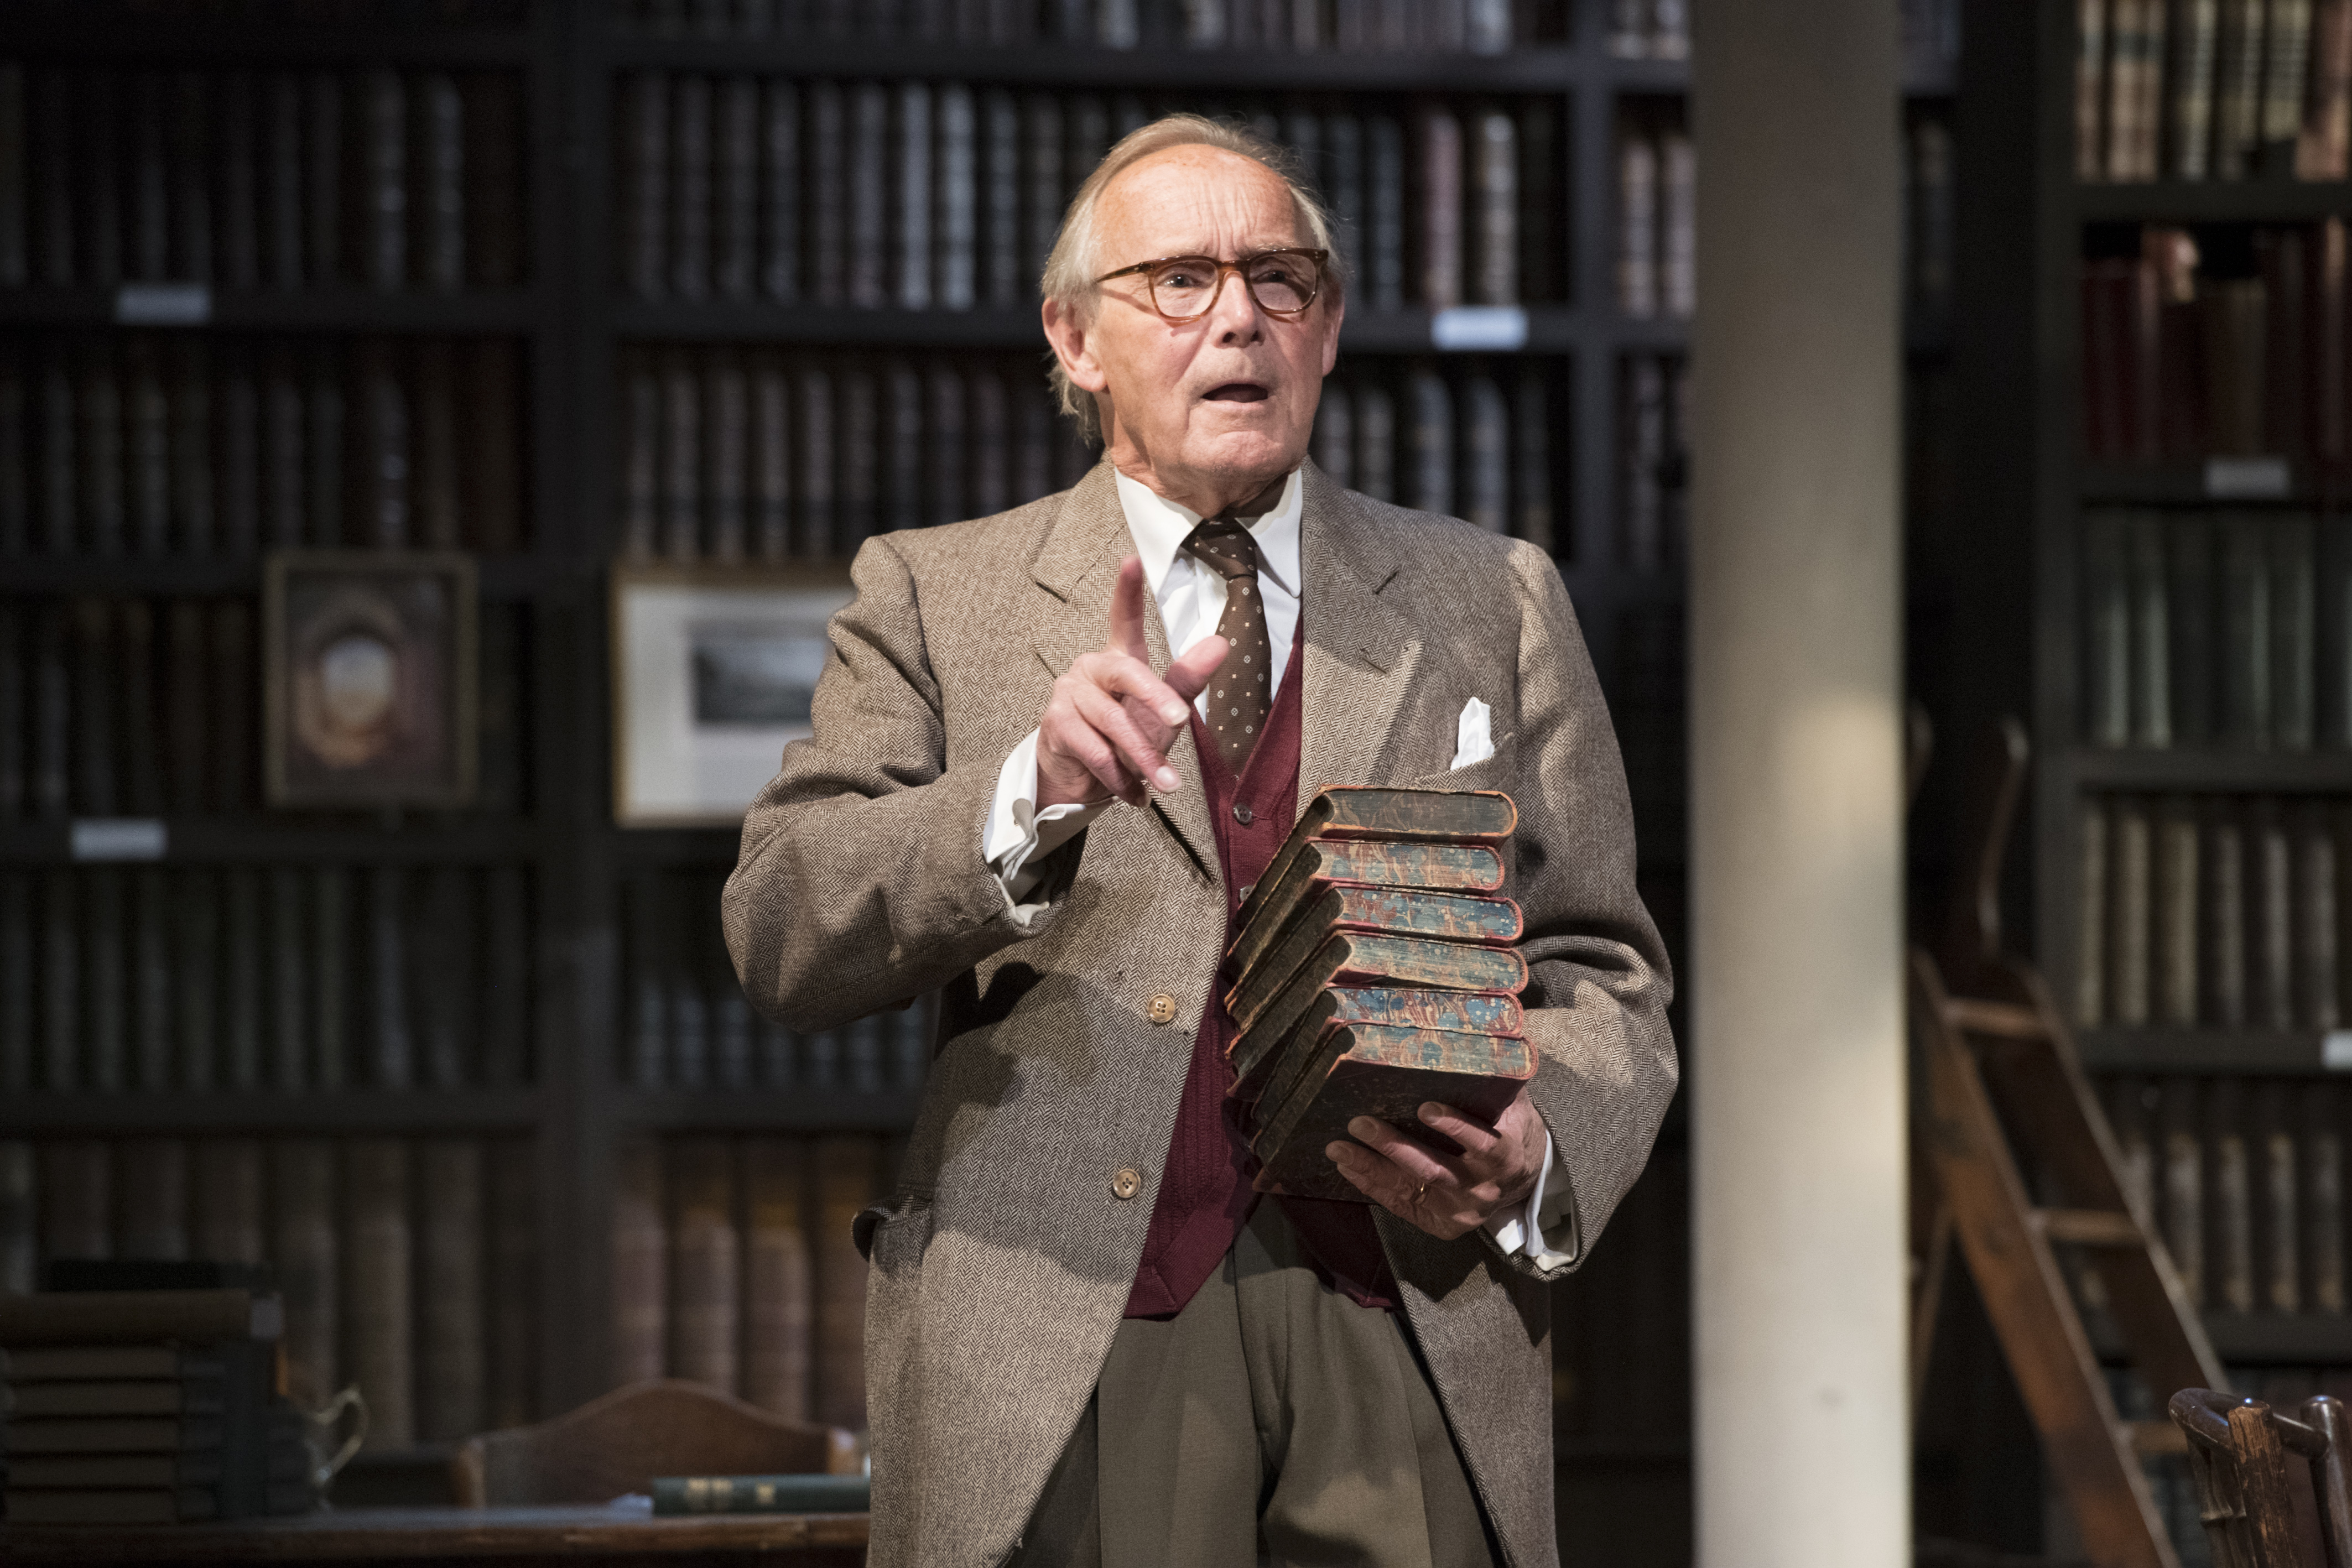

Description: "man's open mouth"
1202 382 1271 403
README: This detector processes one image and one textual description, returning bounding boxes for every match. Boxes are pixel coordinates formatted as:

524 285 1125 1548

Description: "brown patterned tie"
1182 516 1273 773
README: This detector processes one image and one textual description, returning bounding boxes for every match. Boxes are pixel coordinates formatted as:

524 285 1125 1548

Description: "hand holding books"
1224 786 1549 1238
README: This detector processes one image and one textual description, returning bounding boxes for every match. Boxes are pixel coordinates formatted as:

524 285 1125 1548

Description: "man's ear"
1318 293 1346 377
1042 298 1110 394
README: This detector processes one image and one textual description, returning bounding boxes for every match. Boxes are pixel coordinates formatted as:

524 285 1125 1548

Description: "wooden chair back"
450 1379 862 1507
2170 1389 2352 1568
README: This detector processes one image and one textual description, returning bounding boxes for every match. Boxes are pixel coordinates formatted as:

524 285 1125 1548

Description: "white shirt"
982 463 1574 1270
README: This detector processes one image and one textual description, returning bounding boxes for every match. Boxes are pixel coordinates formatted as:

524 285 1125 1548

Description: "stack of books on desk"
1225 788 1534 1202
1 1266 314 1524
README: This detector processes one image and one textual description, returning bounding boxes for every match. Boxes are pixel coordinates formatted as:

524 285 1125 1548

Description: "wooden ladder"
1909 717 2229 1568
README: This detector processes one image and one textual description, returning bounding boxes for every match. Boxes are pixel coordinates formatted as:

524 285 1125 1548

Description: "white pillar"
1689 2 1908 1565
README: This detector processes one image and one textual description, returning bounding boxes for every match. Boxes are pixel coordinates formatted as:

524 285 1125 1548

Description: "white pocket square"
1450 697 1495 770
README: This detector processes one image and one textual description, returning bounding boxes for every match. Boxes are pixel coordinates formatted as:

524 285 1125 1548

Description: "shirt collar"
1112 465 1303 601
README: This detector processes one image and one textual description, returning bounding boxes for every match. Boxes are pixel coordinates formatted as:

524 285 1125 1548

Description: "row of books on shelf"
2101 1073 2352 1315
1612 107 1693 323
611 1134 888 1432
1615 352 1688 572
0 65 524 295
2080 508 2342 752
613 0 1552 53
0 864 533 1095
2088 503 2342 747
0 1137 535 1450
615 77 1564 311
13 0 529 23
0 598 527 819
2074 793 2350 1032
0 336 526 559
2076 0 2352 182
1699 103 1973 335
625 873 932 1093
2081 224 2352 466
618 347 1565 562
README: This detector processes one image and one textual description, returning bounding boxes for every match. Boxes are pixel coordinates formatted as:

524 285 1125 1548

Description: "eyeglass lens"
1150 253 1319 319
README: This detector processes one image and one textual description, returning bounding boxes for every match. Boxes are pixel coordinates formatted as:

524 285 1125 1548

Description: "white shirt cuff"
984 731 1106 924
1484 1130 1576 1269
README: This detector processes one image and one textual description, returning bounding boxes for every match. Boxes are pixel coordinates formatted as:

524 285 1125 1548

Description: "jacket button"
1111 1168 1143 1200
1232 801 1254 825
1147 993 1177 1025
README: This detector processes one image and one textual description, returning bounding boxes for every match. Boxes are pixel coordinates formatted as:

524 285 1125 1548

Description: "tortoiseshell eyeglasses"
1091 248 1330 322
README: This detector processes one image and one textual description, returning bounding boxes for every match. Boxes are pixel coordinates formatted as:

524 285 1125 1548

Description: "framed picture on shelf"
263 551 479 810
610 562 856 827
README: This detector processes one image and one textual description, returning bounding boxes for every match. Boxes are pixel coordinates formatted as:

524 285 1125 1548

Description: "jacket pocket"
1414 730 1518 792
855 1191 934 1268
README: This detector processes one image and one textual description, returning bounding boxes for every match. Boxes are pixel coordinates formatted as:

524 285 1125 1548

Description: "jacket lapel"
1028 461 1217 880
1296 462 1417 820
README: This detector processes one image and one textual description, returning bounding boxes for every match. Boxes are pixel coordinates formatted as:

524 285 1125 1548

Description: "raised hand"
1323 1088 1551 1241
1037 556 1229 810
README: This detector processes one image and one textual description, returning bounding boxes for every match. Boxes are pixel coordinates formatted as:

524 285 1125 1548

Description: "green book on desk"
652 1473 871 1514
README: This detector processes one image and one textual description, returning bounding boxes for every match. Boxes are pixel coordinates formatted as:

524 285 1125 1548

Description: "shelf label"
70 819 168 862
115 283 212 326
2326 1031 2352 1072
1430 306 1528 352
2204 455 2289 499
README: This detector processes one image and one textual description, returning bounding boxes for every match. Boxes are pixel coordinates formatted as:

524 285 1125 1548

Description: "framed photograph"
264 551 478 810
610 562 857 827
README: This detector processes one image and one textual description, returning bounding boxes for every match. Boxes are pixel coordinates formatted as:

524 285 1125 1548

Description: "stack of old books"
1226 786 1533 1201
1 1263 314 1525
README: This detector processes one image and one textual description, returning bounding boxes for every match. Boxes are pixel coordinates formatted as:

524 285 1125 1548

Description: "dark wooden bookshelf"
2075 1027 2352 1076
2059 747 2352 793
0 1087 549 1136
2089 1312 2352 1366
2075 178 2352 225
1 17 535 68
613 1090 928 1134
0 819 549 865
0 286 546 334
1932 14 2352 1540
0 6 1954 1557
0 555 573 599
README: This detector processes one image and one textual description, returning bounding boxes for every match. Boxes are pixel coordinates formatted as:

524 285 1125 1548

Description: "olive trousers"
1013 1203 1502 1568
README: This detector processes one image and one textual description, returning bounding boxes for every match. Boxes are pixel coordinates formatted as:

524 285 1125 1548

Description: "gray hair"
1043 113 1348 444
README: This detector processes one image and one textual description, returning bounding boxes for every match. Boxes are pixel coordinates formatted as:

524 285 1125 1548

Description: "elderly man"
725 115 1675 1568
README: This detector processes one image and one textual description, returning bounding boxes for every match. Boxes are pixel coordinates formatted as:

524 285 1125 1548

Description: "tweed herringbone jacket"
722 459 1678 1568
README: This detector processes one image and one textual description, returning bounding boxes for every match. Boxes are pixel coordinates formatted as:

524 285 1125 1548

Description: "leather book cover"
1240 788 1515 928
462 72 521 289
192 1137 264 1269
1234 838 1504 972
813 1135 876 1432
1231 984 1527 1114
4 1379 226 1419
742 1137 813 1421
611 1134 669 1388
1229 928 1528 1035
342 1138 413 1448
487 1137 536 1430
417 1138 485 1442
668 75 711 300
268 1140 336 1408
668 1135 741 1397
1232 987 1524 1123
1252 1027 1537 1202
1226 883 1523 1019
715 76 758 300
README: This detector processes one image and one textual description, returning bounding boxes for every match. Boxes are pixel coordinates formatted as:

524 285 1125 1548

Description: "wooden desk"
0 1504 869 1566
